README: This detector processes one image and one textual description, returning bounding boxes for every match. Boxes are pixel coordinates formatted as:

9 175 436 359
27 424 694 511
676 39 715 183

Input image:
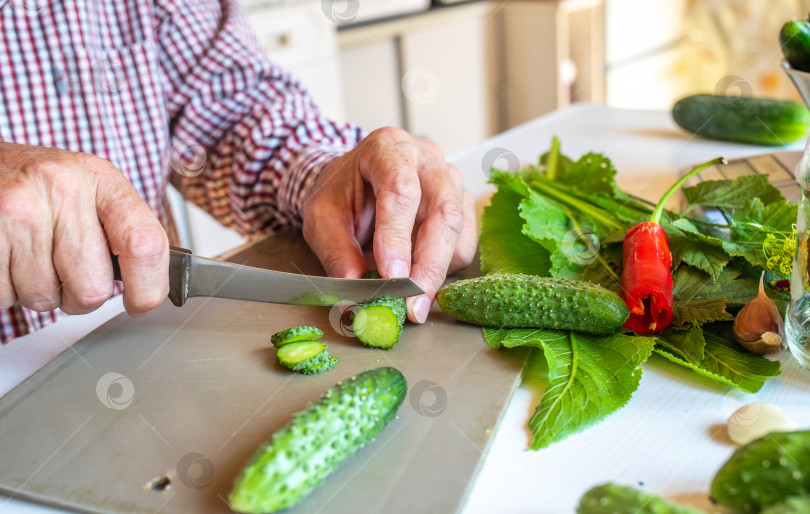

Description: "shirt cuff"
277 143 356 228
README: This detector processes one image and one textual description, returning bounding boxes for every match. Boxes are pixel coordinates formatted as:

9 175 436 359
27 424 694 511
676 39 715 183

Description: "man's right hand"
0 142 169 316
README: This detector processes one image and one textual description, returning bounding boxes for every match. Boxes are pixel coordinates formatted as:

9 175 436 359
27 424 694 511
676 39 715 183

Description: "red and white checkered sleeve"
155 0 364 234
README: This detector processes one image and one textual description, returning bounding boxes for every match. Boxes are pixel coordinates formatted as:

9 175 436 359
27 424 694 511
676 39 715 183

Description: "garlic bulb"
733 272 785 355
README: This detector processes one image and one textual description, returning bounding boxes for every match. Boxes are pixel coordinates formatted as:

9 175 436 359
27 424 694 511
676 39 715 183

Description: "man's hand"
0 142 169 316
302 128 477 324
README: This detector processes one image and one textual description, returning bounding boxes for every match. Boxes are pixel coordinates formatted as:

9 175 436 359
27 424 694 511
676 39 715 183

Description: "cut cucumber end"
353 305 403 349
271 325 323 347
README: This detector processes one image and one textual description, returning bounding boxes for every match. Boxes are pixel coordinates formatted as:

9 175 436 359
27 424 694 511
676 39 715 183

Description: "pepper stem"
650 157 726 224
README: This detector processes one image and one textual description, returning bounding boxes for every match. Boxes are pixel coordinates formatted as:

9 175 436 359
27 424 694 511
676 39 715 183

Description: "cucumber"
781 19 810 73
352 295 406 349
276 340 329 371
436 273 629 335
228 366 407 513
711 430 810 513
672 94 810 146
761 497 810 514
577 483 704 514
271 325 323 348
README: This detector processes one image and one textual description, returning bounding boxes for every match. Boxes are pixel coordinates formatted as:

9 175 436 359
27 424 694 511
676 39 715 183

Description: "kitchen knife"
111 246 423 307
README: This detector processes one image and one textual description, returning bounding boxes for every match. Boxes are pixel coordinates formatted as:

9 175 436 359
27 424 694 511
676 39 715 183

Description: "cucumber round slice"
271 326 323 347
276 341 328 371
299 356 338 375
353 304 403 349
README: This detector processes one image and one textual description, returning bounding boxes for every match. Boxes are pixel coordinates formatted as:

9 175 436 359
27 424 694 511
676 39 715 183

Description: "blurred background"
182 0 810 255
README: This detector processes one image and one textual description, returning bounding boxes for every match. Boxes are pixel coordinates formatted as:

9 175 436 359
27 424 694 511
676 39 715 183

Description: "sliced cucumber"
229 367 407 513
299 356 338 375
352 295 406 349
271 325 323 347
276 341 328 371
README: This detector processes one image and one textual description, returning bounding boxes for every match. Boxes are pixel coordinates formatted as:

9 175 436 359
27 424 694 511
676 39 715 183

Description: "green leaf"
557 152 621 198
527 331 656 450
672 298 732 326
667 221 729 280
479 171 552 275
672 264 759 307
655 326 781 393
682 175 782 210
517 188 573 277
482 327 566 349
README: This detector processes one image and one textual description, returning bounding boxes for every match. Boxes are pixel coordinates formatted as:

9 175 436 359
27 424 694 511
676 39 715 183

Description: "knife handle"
110 246 192 307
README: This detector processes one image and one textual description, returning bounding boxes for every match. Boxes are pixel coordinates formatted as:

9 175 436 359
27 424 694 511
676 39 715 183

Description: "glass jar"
786 146 810 370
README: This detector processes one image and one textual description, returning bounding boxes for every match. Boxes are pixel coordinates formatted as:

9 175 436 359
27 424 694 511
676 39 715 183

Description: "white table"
2 103 809 514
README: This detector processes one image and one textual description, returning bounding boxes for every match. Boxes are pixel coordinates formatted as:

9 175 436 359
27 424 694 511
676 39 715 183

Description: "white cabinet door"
339 38 404 131
400 13 498 156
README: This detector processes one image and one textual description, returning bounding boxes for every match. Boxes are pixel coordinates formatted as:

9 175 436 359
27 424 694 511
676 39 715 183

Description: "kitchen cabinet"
337 2 500 156
500 0 606 127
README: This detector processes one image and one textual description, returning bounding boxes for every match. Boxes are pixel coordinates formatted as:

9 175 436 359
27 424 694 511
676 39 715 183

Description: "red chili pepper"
620 222 673 333
620 157 725 334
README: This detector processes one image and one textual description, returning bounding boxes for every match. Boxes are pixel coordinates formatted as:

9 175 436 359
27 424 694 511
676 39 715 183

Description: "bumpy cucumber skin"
436 273 630 335
352 295 407 349
710 430 810 513
761 496 810 514
577 483 704 514
229 367 407 513
299 356 338 375
672 94 810 146
781 20 810 73
271 326 323 348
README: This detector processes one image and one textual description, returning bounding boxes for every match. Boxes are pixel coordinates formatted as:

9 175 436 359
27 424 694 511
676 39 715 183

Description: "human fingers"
302 159 368 279
1 182 61 311
407 159 465 323
447 188 477 274
52 180 114 314
93 158 169 315
358 128 422 280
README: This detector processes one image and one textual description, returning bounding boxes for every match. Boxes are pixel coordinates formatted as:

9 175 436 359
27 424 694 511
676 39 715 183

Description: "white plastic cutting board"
0 233 527 514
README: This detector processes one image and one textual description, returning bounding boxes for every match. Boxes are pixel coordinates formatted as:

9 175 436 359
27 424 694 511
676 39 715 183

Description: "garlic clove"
733 272 785 355
727 402 799 446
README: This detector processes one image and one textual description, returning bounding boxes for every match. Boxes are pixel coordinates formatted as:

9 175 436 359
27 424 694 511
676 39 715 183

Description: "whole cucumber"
672 94 810 146
229 367 407 513
577 483 704 514
436 273 629 335
710 430 810 513
780 19 810 73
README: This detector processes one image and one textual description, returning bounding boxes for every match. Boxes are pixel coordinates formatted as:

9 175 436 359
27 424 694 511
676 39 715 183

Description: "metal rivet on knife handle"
168 246 192 307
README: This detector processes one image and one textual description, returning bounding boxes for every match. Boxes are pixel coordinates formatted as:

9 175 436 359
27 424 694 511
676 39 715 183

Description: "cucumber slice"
276 341 328 371
352 295 406 349
229 367 407 513
299 356 338 375
270 326 323 347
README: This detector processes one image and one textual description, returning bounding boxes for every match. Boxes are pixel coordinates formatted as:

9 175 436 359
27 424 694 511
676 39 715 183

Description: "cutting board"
0 233 528 514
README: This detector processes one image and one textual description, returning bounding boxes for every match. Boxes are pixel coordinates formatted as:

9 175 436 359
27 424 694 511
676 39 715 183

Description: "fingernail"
387 259 409 279
413 296 430 324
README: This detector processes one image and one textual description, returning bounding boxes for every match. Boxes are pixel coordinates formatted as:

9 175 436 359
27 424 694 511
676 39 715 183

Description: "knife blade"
111 246 424 307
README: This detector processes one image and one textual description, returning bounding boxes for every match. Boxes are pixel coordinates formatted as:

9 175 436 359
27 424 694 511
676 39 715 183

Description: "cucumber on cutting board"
275 340 330 371
436 273 629 335
672 94 810 146
351 295 406 349
271 325 323 348
229 366 407 513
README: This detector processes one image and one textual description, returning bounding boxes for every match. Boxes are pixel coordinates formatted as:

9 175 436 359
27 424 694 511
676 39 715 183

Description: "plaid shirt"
0 0 363 343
